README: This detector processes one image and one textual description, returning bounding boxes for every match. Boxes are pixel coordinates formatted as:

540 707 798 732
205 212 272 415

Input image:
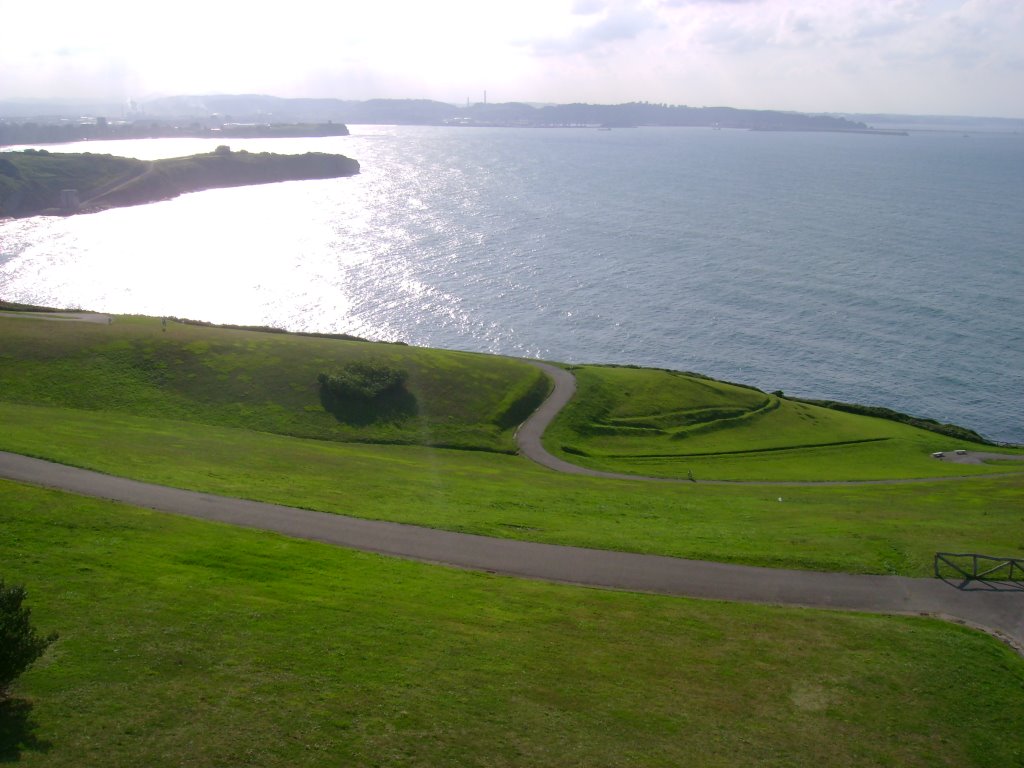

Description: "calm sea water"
1 126 1022 442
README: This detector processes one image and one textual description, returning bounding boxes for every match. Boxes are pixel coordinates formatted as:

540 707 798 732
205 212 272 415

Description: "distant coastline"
0 120 350 148
1 95 874 141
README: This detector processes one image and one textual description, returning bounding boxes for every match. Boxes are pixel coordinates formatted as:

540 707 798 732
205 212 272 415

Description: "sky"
1 0 1022 118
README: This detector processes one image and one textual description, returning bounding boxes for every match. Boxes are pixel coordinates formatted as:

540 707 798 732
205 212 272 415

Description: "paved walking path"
1 450 1021 652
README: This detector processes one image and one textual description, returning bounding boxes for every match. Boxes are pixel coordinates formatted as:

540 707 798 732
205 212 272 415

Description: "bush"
318 362 409 401
0 580 57 698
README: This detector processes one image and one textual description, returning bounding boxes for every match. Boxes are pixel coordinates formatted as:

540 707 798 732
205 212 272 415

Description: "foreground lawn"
543 366 1021 481
2 402 1022 577
3 480 1022 767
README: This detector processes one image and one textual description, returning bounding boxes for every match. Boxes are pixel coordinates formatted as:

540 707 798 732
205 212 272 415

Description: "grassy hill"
0 147 359 217
0 312 1021 576
543 365 1019 481
0 315 548 452
1 310 1022 764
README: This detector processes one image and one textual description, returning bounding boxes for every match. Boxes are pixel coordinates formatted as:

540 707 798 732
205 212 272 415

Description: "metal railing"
934 552 1024 582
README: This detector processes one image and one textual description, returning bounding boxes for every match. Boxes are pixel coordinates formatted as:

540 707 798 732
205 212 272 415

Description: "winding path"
0 350 1021 652
1 450 1021 652
514 361 1024 486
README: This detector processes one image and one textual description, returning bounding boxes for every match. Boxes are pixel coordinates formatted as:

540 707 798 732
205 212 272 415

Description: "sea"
1 125 1022 443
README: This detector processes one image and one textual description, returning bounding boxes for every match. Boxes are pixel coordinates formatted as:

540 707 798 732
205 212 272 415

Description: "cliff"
0 147 360 218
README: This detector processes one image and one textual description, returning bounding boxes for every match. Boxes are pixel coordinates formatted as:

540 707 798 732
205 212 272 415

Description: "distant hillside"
0 119 349 147
140 95 870 132
1 95 877 138
0 147 359 217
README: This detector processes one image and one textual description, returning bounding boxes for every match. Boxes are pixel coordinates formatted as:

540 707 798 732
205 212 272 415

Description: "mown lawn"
3 480 1023 767
2 402 1022 577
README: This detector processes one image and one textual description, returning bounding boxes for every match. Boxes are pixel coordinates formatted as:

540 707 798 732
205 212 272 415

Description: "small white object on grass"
778 497 783 502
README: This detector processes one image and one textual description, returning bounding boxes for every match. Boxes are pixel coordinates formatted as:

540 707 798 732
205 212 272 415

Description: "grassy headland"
542 365 1020 481
0 147 359 217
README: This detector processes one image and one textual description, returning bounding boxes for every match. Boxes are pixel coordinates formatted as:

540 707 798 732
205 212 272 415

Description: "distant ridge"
2 94 880 136
139 95 871 132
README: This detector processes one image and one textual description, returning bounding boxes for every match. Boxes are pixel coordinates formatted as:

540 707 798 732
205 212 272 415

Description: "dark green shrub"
0 580 57 698
317 362 416 425
318 362 409 401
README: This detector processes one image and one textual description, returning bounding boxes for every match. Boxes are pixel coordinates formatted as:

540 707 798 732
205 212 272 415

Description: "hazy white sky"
1 0 1022 117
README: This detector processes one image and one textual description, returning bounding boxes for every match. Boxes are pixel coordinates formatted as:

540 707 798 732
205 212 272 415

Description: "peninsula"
0 146 360 218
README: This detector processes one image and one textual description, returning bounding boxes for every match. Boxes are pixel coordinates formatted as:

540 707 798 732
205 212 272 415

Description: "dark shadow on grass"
0 697 52 762
319 385 418 426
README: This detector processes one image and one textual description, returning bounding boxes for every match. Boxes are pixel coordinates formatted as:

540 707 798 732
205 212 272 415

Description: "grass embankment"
543 365 1022 481
0 315 548 453
0 147 359 217
0 314 1021 575
3 403 1023 576
4 481 1023 767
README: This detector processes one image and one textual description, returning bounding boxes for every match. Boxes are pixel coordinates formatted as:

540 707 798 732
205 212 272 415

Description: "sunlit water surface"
1 126 1022 442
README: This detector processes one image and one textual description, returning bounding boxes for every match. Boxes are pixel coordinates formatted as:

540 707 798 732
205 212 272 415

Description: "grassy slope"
3 402 1022 576
0 316 548 452
0 314 1022 575
4 481 1023 767
543 365 1022 481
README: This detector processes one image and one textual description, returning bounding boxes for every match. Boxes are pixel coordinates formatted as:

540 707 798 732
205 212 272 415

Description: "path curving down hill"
513 361 1024 486
0 349 1021 651
1 449 1021 653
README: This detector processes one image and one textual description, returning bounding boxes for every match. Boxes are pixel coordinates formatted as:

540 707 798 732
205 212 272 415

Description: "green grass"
5 314 1018 480
1 311 1022 577
543 365 1022 480
0 315 548 452
2 401 1022 577
3 480 1023 767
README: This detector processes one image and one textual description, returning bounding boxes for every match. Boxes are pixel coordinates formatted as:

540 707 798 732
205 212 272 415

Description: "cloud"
531 5 664 56
2 0 1022 117
572 0 606 14
661 0 762 5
